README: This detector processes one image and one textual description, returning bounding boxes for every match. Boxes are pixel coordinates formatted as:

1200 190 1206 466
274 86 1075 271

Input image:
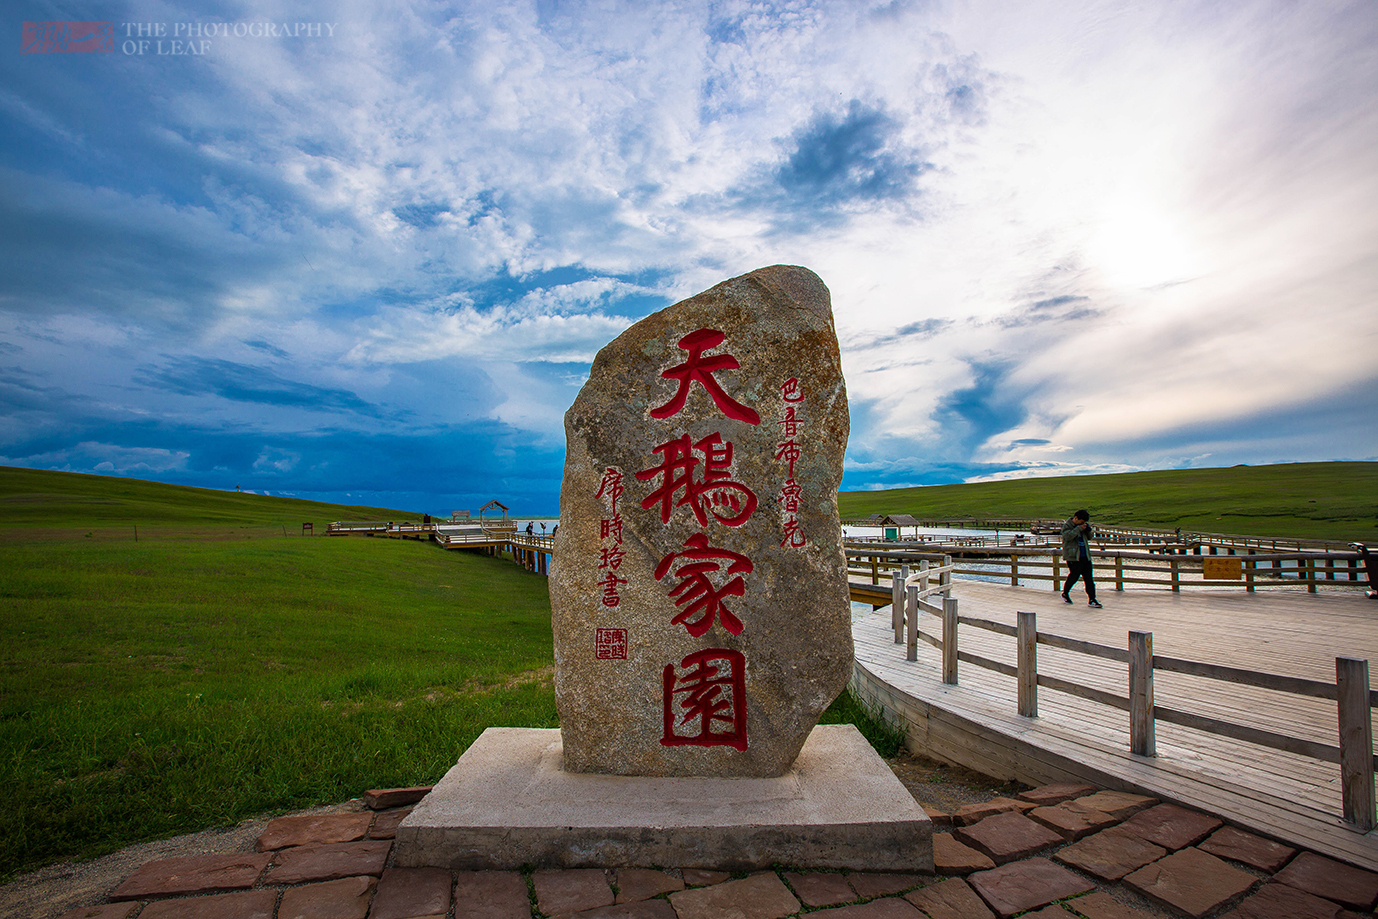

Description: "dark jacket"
1060 517 1092 562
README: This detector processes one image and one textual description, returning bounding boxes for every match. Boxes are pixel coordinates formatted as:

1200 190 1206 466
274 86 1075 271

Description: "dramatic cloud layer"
3 0 1374 513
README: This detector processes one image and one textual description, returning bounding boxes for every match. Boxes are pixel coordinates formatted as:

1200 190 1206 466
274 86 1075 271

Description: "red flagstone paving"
1117 804 1222 852
846 873 928 899
453 870 531 919
109 852 271 901
933 833 996 875
55 906 140 919
363 786 432 809
1218 881 1344 919
368 866 453 919
255 813 373 851
951 797 1035 826
1019 783 1098 807
1197 826 1296 873
1275 852 1378 911
953 810 1064 864
1123 847 1257 918
47 777 1378 919
367 806 412 840
533 868 616 917
1055 827 1168 881
782 871 857 907
615 868 685 903
967 857 1096 918
668 874 800 919
807 898 924 918
260 840 392 885
1030 800 1122 841
924 806 953 827
902 877 995 919
1064 890 1157 918
576 902 679 919
138 889 278 919
1075 791 1159 821
276 875 376 919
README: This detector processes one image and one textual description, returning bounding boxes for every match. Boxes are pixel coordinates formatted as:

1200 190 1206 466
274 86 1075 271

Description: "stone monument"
551 264 853 777
394 266 931 871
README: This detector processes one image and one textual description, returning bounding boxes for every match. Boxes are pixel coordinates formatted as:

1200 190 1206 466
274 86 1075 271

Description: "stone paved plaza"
49 780 1378 919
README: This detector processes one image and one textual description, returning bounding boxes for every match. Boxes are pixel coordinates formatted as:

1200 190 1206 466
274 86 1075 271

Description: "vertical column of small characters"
776 378 807 548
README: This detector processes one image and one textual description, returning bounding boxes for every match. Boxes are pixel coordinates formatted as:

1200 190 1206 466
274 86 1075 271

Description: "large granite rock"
551 265 851 777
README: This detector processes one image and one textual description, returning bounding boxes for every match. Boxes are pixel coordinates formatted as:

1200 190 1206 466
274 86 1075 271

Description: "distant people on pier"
1062 509 1102 608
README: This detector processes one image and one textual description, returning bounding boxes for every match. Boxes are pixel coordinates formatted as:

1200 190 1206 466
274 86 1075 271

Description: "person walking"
1061 509 1102 608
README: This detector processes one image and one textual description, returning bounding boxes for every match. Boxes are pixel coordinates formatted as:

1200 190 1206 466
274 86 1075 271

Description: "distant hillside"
838 462 1378 542
0 466 424 531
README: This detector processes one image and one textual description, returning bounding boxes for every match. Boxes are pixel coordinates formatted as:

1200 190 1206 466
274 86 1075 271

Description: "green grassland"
0 465 425 534
0 466 896 877
839 462 1378 542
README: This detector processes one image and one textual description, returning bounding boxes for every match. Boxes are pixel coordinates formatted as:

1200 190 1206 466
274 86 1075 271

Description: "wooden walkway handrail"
888 596 1378 830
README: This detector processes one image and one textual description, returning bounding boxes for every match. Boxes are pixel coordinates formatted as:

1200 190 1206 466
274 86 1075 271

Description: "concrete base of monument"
392 723 932 871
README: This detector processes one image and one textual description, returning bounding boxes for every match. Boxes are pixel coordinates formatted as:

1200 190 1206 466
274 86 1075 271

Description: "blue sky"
2 1 1375 515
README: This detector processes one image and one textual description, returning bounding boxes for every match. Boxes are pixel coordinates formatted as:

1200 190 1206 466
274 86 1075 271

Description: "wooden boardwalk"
851 580 1378 870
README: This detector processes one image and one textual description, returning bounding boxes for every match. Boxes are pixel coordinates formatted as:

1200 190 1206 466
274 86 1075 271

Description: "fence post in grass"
942 597 959 684
893 564 908 643
1018 611 1037 717
906 585 919 662
1337 656 1376 830
1130 630 1156 756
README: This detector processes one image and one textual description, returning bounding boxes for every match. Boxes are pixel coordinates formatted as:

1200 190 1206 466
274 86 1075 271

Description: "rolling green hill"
0 465 424 532
838 462 1378 542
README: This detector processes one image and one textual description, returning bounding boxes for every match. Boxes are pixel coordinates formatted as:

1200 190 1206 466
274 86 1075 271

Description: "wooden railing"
846 546 1372 594
891 600 1378 829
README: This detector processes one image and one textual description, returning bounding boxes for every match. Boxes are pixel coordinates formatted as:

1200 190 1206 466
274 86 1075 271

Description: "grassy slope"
0 465 425 531
838 462 1378 542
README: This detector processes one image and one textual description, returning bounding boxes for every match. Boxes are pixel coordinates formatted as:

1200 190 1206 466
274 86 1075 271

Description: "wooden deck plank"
851 581 1378 870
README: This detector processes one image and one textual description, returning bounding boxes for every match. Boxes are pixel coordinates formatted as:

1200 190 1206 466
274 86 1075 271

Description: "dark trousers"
1063 558 1096 601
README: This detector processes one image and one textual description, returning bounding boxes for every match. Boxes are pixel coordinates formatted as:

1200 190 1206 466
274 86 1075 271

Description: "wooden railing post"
1115 554 1124 591
1307 556 1318 594
871 554 879 585
918 559 930 597
1246 553 1255 593
1052 553 1061 591
942 597 959 684
1337 657 1376 830
905 585 919 662
1170 556 1180 592
1017 611 1037 717
1010 552 1019 587
941 555 953 598
893 564 908 644
1130 630 1155 756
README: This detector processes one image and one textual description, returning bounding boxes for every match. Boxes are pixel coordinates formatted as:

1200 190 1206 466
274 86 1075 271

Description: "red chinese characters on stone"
776 378 807 548
653 533 752 637
661 648 747 750
596 467 626 608
636 432 757 527
595 627 628 660
649 329 761 424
